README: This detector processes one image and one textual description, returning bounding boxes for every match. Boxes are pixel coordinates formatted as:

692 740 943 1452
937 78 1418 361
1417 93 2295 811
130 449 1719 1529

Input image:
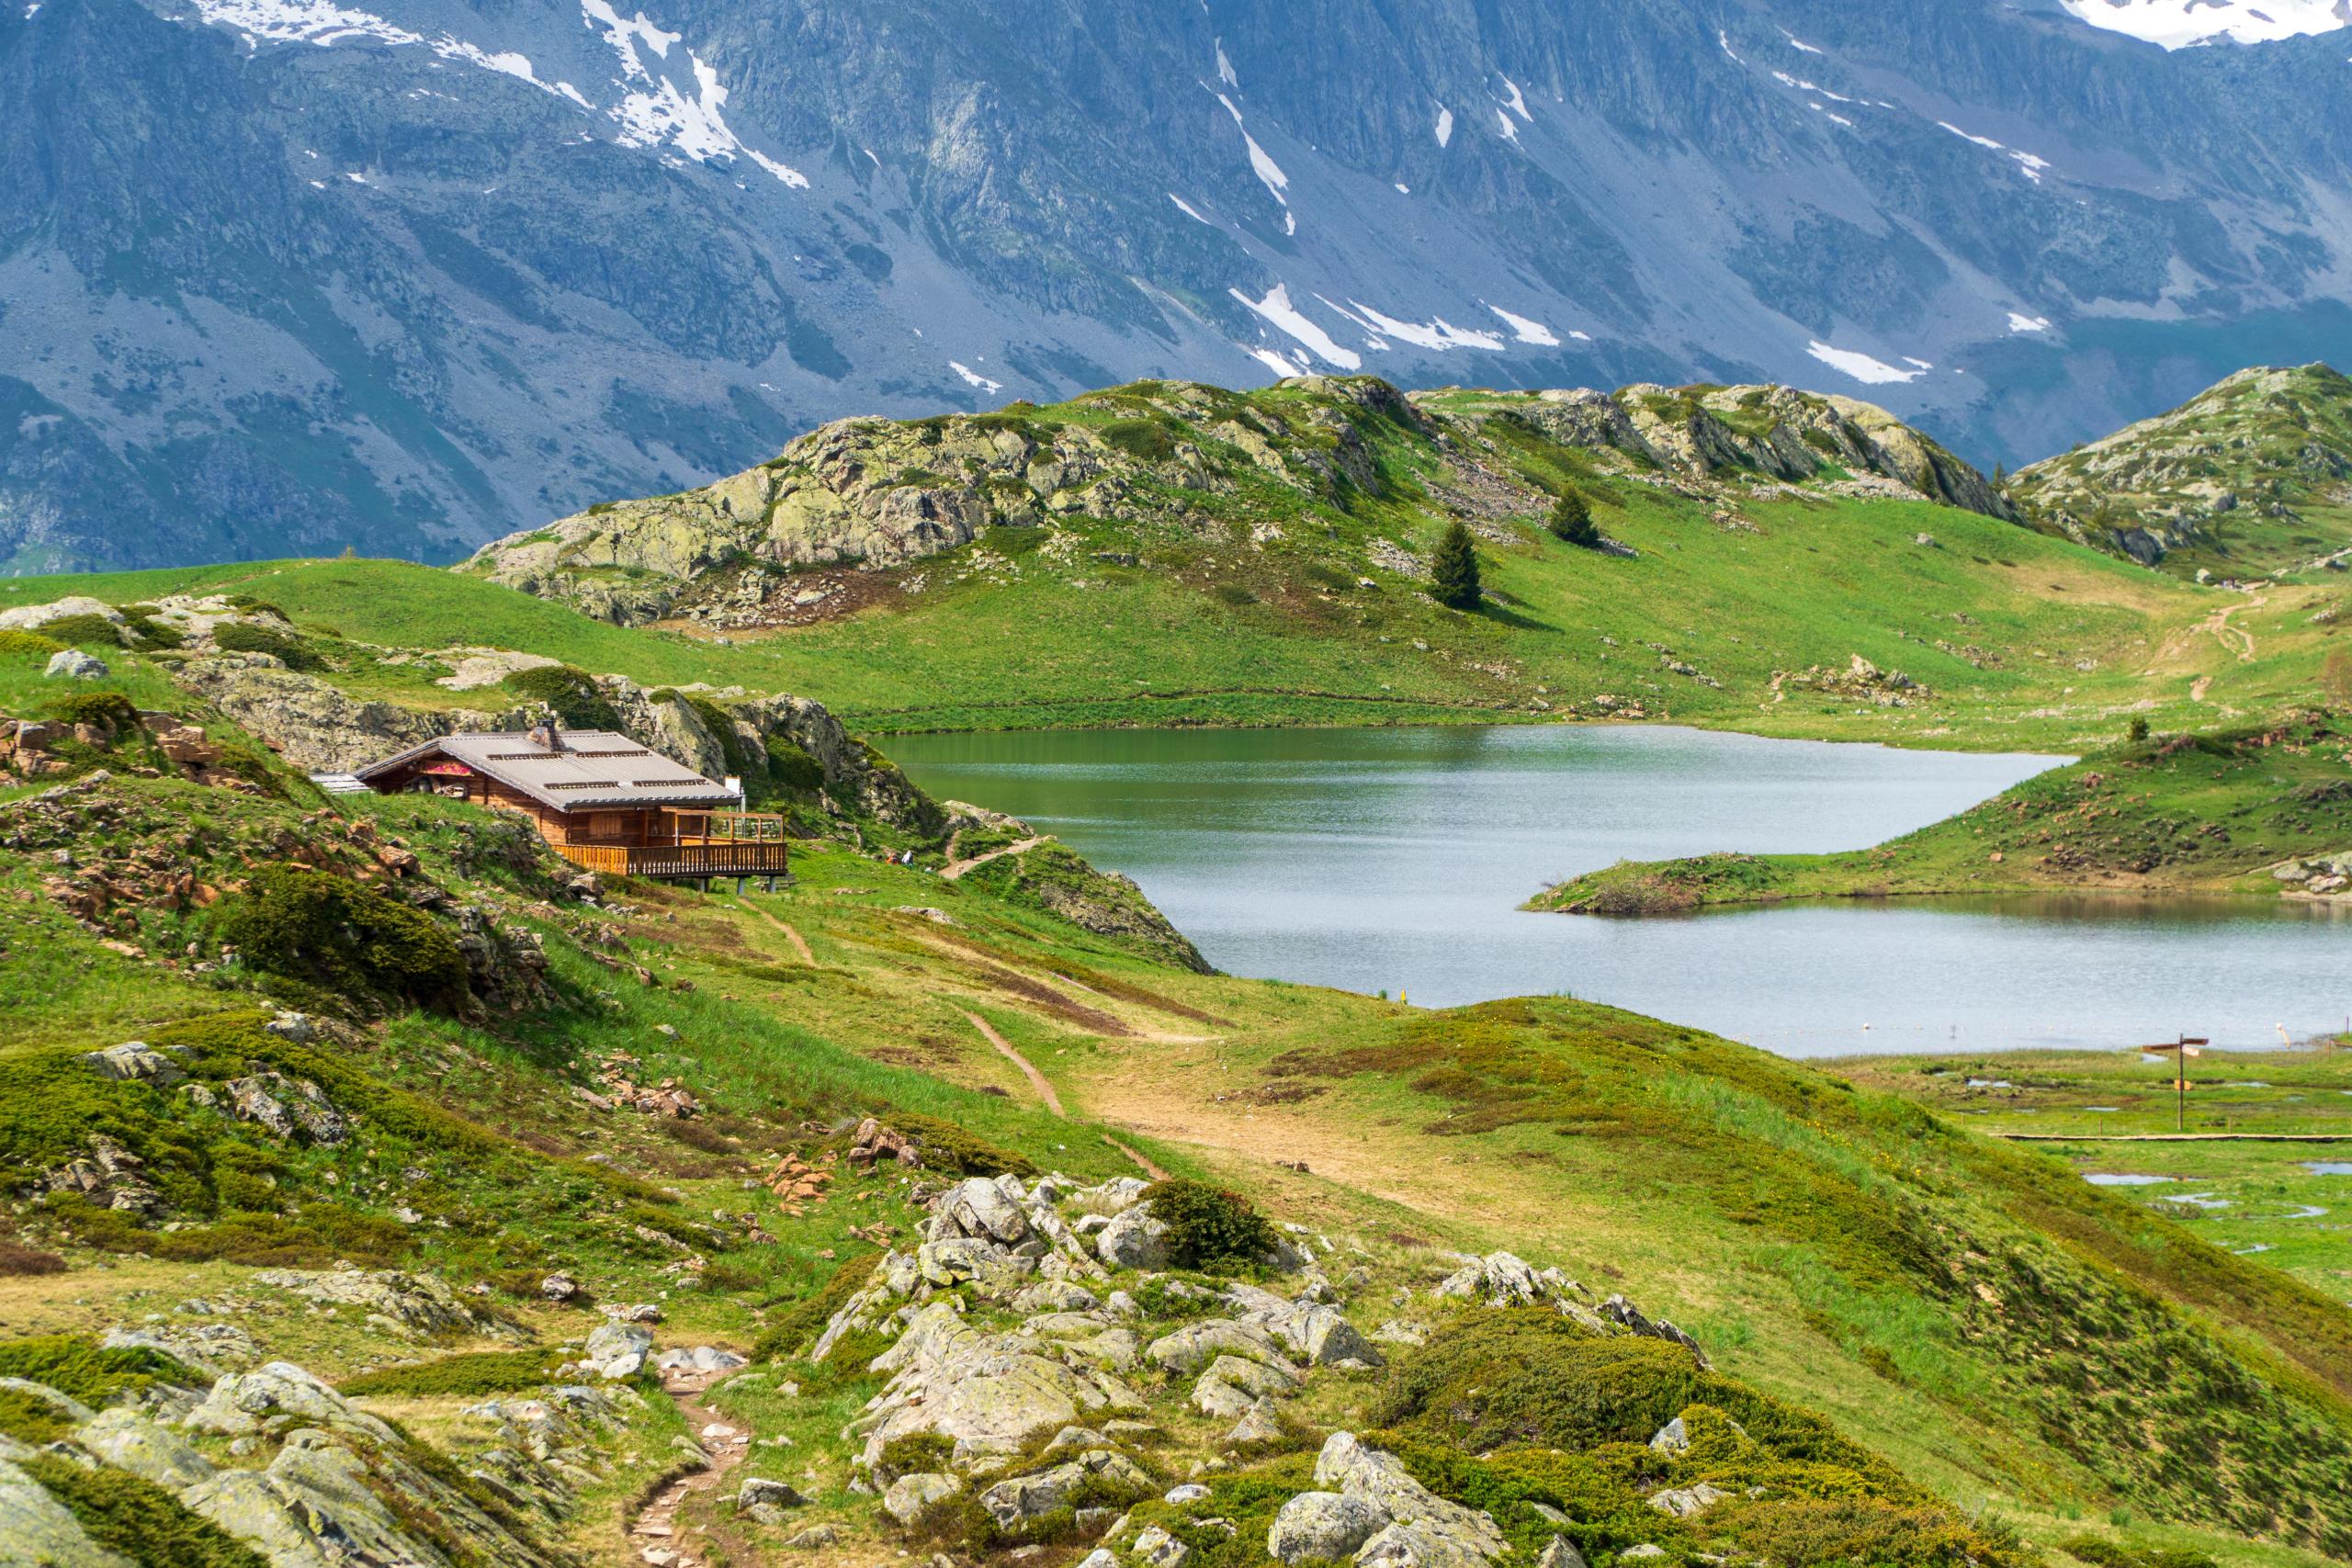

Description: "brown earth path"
940 836 1047 881
963 1008 1066 1117
628 1362 751 1568
738 897 816 964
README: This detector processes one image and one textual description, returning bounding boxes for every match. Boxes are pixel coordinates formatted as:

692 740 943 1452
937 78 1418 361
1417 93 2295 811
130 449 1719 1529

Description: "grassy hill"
1529 712 2352 914
10 390 2347 753
2 637 2349 1566
2010 365 2352 581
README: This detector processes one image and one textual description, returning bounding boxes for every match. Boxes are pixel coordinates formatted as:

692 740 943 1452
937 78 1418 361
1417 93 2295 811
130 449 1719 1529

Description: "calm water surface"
888 725 2350 1056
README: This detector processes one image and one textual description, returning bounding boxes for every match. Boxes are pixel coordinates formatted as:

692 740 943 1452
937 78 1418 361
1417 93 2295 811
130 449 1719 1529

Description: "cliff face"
6 0 2352 570
2009 364 2352 575
462 375 2018 626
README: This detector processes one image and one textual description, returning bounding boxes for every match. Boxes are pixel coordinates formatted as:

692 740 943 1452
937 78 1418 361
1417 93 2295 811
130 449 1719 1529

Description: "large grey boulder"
856 1302 1146 1472
1269 1490 1389 1563
581 1323 655 1380
1312 1433 1506 1565
1095 1203 1170 1269
184 1362 399 1442
1537 1537 1590 1568
978 1449 1150 1530
1145 1320 1295 1377
0 596 120 633
1646 1481 1727 1518
44 649 109 680
882 1472 962 1527
930 1177 1033 1247
76 1407 217 1489
253 1269 476 1335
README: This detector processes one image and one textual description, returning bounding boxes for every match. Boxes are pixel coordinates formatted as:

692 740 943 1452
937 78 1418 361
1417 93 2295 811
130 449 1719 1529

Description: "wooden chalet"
354 725 790 886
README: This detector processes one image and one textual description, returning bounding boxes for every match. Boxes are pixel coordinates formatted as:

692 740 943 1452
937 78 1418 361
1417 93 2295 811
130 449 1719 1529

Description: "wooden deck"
552 840 794 880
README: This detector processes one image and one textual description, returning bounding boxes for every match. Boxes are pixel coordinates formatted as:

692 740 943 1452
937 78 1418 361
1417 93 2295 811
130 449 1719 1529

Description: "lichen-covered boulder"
1269 1491 1389 1564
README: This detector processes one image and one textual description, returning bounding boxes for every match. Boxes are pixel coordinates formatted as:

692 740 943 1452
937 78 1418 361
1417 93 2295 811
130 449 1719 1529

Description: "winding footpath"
629 1362 751 1568
738 897 817 964
963 1008 1066 1116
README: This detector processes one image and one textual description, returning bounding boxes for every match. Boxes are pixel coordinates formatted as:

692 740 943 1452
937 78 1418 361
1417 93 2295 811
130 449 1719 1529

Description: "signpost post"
2174 1034 2208 1132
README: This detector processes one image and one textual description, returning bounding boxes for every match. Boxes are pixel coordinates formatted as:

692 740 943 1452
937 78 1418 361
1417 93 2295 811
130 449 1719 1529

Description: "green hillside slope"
2010 365 2352 580
1 635 2347 1567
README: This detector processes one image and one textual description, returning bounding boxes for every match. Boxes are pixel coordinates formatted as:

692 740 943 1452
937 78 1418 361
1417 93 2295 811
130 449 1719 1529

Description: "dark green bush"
212 621 322 671
217 863 469 1011
21 1455 268 1568
49 692 139 732
752 1249 881 1362
340 1349 567 1398
119 612 187 649
0 1384 75 1443
502 664 622 730
0 1334 198 1404
2061 1538 2219 1568
1142 1179 1277 1269
890 1111 1036 1178
1099 418 1177 462
33 612 124 648
765 738 825 794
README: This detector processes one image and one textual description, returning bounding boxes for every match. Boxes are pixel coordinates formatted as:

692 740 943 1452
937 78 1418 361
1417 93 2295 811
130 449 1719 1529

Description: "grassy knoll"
7 452 2346 755
1529 712 2352 913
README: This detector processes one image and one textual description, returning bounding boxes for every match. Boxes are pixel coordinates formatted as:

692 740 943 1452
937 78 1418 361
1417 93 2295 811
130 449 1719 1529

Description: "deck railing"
550 841 793 879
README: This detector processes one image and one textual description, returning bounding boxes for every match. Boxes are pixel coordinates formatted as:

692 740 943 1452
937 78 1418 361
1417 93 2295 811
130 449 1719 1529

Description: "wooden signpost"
2172 1034 2208 1132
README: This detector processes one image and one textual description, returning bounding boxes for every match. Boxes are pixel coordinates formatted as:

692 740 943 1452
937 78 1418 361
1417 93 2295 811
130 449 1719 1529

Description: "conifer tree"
1548 489 1599 547
1430 521 1482 610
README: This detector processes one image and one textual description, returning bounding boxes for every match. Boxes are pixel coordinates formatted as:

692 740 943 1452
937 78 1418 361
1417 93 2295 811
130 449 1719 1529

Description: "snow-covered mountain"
6 0 2352 570
2061 0 2351 50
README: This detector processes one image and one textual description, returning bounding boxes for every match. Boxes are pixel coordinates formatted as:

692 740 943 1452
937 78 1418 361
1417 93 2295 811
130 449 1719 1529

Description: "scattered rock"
581 1323 654 1380
1647 1482 1728 1517
45 649 110 680
882 1472 963 1527
1269 1491 1389 1564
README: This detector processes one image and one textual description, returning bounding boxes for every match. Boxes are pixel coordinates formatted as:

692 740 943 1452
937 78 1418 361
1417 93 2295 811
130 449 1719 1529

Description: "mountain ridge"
9 0 2352 570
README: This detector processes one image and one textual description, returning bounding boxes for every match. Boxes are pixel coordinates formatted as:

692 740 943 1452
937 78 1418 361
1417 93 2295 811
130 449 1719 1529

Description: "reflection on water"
888 724 2351 1057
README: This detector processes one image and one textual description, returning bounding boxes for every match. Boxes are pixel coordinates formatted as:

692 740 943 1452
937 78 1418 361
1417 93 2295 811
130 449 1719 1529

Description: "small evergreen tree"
2126 716 2151 743
1430 521 1482 610
1547 489 1599 548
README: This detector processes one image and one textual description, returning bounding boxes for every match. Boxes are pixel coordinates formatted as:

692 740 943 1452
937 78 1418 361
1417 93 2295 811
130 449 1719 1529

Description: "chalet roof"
355 730 738 811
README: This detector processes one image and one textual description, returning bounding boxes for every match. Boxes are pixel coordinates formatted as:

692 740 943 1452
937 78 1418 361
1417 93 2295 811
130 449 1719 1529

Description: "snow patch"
1718 28 1745 63
1495 108 1519 142
1784 31 1824 53
1215 38 1238 87
2007 312 2052 333
1902 356 1934 370
1247 345 1309 378
1345 301 1506 353
1214 92 1290 209
1168 193 1215 225
949 362 1003 395
1487 306 1561 346
1394 182 1410 194
1433 105 1453 147
1935 120 2052 183
1498 74 1531 119
1230 284 1362 370
1805 341 1925 385
2059 0 2348 48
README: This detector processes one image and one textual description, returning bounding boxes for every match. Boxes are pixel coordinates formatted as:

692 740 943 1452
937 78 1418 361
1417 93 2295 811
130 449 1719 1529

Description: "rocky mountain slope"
463 375 2015 628
2009 363 2352 578
7 0 2352 570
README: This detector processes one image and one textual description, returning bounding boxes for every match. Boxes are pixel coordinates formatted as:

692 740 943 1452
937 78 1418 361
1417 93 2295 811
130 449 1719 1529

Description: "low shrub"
216 863 469 1012
2061 1538 2219 1568
889 1111 1036 1178
502 664 622 730
1142 1179 1276 1268
340 1349 567 1398
33 612 124 648
752 1249 880 1362
1098 418 1177 462
0 1384 75 1443
50 691 140 732
41 1194 413 1269
0 1236 66 1276
0 1334 198 1404
20 1454 268 1568
0 628 63 660
211 621 322 671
